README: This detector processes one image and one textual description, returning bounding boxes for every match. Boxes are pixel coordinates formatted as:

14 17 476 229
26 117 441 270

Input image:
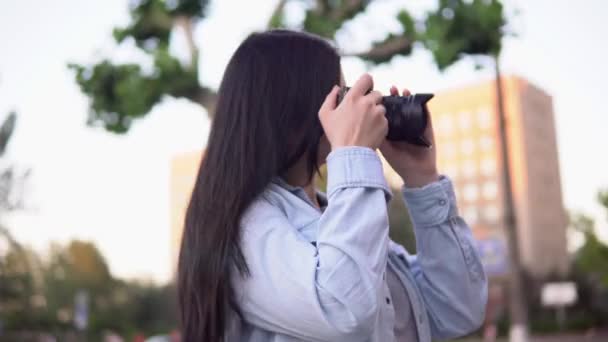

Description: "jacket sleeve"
393 176 488 340
235 147 391 341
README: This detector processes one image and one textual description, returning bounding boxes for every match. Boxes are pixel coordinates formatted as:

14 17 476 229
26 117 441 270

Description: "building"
421 75 568 277
170 75 568 278
170 150 202 275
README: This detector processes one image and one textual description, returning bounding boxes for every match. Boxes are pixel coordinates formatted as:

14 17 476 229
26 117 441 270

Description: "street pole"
493 57 529 342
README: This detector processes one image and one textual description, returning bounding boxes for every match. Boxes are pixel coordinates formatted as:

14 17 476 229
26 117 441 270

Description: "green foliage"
314 164 328 193
0 244 41 330
68 48 200 133
268 10 284 29
113 0 208 52
423 0 505 70
113 0 173 51
598 190 608 220
561 191 608 329
69 0 209 134
1 112 29 214
0 239 177 338
153 48 200 99
572 216 608 288
69 61 161 133
167 0 208 18
302 0 370 39
70 0 507 134
387 188 416 253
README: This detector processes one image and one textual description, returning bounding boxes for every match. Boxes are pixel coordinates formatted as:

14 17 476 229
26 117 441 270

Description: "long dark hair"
177 30 341 341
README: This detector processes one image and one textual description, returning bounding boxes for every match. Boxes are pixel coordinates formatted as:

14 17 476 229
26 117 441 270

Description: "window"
479 135 494 151
483 204 500 222
436 115 454 137
477 107 493 129
463 183 479 202
458 111 472 131
480 158 496 176
460 138 475 156
482 181 498 199
462 159 477 178
442 142 457 159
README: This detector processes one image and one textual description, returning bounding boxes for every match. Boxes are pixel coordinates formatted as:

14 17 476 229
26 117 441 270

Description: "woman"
178 29 487 342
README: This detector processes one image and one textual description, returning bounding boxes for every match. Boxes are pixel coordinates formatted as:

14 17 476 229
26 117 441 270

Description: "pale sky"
1 0 607 284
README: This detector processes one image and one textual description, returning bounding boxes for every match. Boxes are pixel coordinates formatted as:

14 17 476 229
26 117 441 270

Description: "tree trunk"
494 56 529 342
267 0 288 28
175 16 199 71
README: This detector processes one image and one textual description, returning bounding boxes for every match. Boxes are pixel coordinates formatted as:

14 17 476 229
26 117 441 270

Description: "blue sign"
475 237 509 277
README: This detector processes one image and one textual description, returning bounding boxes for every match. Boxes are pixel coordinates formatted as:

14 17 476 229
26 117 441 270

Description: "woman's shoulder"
240 185 288 228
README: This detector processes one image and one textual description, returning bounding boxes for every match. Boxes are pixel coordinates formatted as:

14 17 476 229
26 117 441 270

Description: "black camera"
337 87 434 147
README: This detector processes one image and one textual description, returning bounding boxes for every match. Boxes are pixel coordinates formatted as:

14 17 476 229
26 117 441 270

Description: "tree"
567 191 608 329
40 240 178 338
0 112 29 215
42 240 117 335
70 0 507 133
0 246 44 332
572 190 608 289
69 0 212 133
0 111 41 335
0 111 30 255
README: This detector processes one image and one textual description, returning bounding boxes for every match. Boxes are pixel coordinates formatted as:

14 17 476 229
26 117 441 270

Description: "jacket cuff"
326 147 391 198
401 175 458 227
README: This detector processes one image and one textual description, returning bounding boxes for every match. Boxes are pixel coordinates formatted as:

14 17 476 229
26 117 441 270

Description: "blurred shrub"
0 240 178 340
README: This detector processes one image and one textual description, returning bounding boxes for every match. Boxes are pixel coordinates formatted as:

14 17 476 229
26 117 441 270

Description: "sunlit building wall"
170 151 202 276
420 75 567 276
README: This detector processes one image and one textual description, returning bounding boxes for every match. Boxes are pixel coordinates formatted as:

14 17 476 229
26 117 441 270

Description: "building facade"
170 151 202 275
422 75 568 277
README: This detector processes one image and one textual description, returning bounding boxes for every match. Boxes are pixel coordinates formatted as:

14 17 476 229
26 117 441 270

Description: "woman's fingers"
389 86 411 97
390 85 399 96
350 73 374 98
367 90 383 105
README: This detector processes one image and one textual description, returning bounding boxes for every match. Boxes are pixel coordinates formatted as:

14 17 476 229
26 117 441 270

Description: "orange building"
170 151 202 275
170 75 568 277
424 75 567 277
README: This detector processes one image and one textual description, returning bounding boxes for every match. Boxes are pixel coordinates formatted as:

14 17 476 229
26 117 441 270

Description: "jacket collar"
271 176 327 210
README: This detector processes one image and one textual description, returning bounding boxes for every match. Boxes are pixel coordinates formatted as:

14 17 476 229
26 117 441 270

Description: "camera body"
337 87 434 147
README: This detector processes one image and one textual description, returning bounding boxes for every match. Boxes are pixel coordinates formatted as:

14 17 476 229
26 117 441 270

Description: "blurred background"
1 0 607 341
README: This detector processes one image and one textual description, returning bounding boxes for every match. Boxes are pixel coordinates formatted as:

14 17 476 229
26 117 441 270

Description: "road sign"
542 282 577 307
475 237 509 277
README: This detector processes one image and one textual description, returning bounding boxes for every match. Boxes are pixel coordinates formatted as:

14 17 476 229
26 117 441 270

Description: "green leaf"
69 60 162 133
422 0 506 70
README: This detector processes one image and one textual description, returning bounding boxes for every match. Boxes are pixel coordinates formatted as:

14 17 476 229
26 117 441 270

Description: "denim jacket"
230 147 487 341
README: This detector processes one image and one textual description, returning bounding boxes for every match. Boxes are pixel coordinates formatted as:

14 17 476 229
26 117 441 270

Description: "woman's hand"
380 86 439 188
319 74 388 150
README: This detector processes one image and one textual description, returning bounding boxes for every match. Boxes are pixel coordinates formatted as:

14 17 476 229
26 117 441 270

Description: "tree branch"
267 0 288 28
343 35 412 62
174 16 199 70
0 112 16 157
330 0 364 21
182 86 218 118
